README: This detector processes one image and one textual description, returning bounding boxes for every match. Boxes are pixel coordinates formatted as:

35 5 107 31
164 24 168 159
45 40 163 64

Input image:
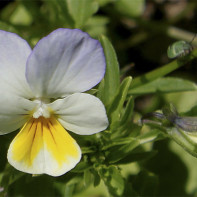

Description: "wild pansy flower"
0 28 108 176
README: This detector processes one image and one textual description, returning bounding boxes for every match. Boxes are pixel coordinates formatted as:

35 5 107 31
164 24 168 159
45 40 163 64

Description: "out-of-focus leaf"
144 140 188 196
47 0 74 27
55 183 75 197
85 16 109 37
7 174 56 196
129 77 197 95
166 127 197 158
0 164 24 192
66 0 99 28
115 150 158 165
96 0 115 6
132 170 159 196
0 21 19 34
91 168 101 187
115 0 145 18
98 35 120 107
84 169 93 187
10 4 32 25
71 161 91 173
98 165 124 196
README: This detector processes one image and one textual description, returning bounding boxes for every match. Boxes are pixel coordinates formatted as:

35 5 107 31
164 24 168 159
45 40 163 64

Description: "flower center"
32 99 51 119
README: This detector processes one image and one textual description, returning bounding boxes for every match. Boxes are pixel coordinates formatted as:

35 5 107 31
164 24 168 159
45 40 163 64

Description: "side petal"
26 28 106 98
0 30 33 98
0 93 36 134
48 93 109 135
7 117 81 177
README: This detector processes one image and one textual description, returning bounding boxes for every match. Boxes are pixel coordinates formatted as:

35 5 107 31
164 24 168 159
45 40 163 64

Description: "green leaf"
133 170 159 196
106 139 140 163
115 150 158 165
49 0 74 27
95 0 115 7
107 77 132 129
85 16 109 37
98 165 124 196
72 161 91 172
98 35 120 106
119 96 134 126
10 4 32 25
66 0 99 28
84 169 93 187
0 21 19 34
129 77 197 95
91 169 101 187
166 127 197 158
0 164 24 192
115 0 145 18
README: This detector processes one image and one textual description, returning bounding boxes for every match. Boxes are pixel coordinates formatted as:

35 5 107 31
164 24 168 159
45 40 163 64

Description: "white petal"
48 93 109 135
26 28 106 98
0 93 36 134
0 30 33 98
8 117 81 177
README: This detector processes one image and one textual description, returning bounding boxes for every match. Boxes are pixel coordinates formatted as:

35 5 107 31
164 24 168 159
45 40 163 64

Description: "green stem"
129 48 197 90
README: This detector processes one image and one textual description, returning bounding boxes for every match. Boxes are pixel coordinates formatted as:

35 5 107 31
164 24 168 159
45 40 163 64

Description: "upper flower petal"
48 93 109 135
26 28 106 98
0 93 36 134
0 30 33 98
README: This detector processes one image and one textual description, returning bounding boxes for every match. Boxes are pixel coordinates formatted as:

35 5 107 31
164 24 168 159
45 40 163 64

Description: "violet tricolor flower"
0 28 108 176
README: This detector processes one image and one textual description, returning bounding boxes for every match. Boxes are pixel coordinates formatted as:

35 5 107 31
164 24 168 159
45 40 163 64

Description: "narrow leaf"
98 35 120 106
108 77 132 128
129 77 197 95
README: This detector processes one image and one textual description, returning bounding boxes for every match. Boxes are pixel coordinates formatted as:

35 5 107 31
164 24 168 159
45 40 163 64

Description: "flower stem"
129 48 197 90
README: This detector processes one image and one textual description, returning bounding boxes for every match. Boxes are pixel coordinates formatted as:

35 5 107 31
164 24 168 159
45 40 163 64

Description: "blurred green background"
1 0 197 196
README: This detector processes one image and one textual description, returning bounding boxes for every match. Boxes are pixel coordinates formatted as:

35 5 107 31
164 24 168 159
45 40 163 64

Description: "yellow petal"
7 117 81 176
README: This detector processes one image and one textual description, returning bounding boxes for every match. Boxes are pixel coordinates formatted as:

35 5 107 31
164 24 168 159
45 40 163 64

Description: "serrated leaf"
98 35 120 106
66 0 99 28
129 77 197 95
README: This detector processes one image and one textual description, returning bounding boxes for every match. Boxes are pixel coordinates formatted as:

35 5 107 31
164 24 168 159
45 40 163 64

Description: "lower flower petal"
7 117 81 176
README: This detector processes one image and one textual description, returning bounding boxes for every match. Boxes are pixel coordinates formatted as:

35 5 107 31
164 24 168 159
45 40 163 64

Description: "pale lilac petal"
0 30 33 98
26 28 106 98
48 93 109 135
